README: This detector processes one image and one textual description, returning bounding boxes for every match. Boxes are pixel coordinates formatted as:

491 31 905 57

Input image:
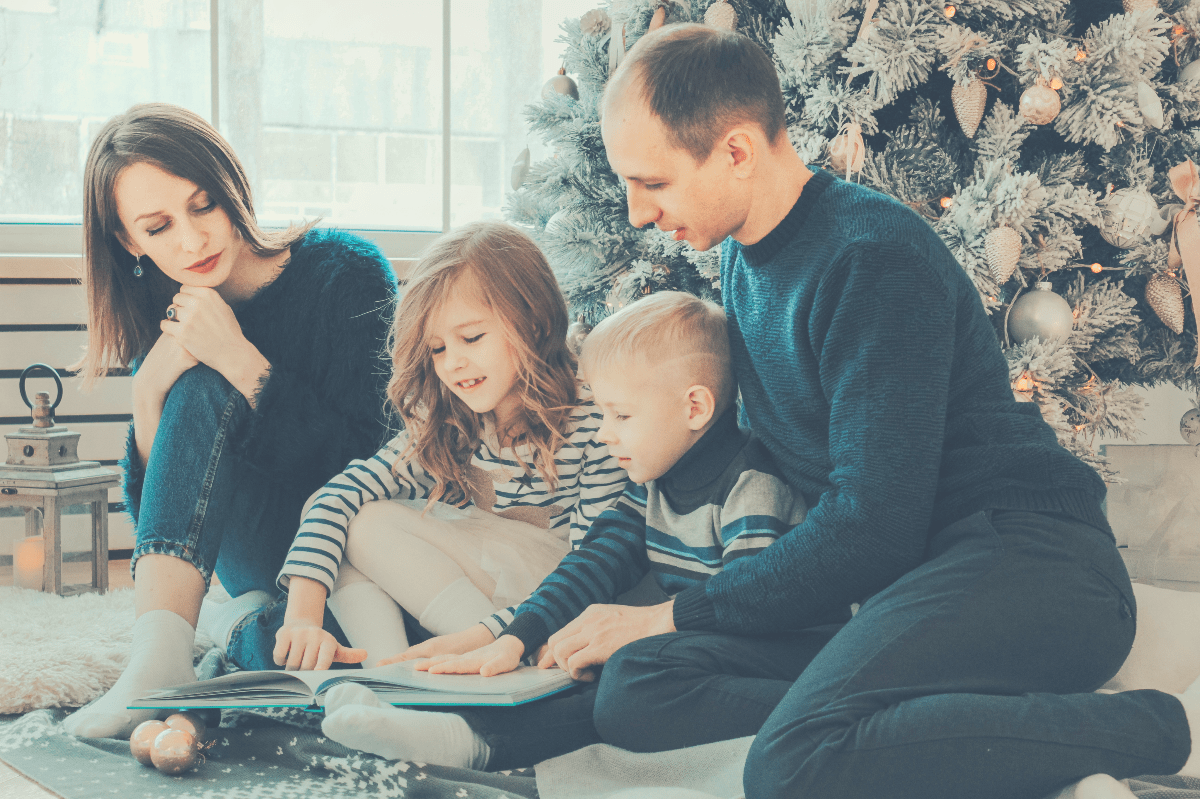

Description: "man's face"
601 89 747 252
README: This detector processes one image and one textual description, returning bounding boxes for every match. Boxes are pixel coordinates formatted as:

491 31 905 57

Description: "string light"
1049 76 1063 91
939 196 954 209
1014 374 1034 392
1075 48 1087 62
943 4 956 18
986 58 997 71
1090 263 1103 273
1174 25 1188 37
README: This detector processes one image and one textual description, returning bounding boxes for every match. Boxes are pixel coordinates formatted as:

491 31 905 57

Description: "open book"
129 662 576 711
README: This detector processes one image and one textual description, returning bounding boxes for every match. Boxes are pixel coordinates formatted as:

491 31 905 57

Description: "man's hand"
376 623 496 666
273 622 367 671
538 601 675 681
417 635 526 677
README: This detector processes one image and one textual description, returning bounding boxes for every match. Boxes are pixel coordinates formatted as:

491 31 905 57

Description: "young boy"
318 290 846 770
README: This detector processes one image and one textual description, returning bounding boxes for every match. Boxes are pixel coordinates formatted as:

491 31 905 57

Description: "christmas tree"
506 0 1200 475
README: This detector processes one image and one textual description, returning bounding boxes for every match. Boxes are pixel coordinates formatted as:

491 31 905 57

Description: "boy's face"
589 361 703 484
601 87 749 252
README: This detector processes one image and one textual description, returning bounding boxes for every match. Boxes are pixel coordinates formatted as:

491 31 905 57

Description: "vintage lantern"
1 364 120 594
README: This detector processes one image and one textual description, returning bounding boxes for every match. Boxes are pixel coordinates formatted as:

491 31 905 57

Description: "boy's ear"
684 384 716 431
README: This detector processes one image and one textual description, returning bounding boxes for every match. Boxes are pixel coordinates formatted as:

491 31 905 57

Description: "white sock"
196 589 273 652
1046 774 1136 799
62 609 196 739
327 581 410 667
417 577 497 637
321 682 490 769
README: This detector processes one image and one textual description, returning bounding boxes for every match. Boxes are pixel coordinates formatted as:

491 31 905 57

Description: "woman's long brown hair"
388 221 578 507
76 102 312 385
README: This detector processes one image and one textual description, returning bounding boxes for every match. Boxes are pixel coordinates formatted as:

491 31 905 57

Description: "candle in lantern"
14 535 44 590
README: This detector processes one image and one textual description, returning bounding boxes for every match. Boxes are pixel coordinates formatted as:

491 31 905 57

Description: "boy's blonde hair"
579 291 734 411
388 221 577 507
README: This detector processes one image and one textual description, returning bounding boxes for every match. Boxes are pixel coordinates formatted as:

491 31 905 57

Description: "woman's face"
113 161 243 288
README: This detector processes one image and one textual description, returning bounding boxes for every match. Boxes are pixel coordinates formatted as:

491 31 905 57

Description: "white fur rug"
0 587 213 715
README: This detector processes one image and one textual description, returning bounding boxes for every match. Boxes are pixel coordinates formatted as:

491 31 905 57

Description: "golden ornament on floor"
704 0 737 30
130 719 170 766
1099 186 1159 248
166 710 208 741
828 121 865 178
1020 80 1061 125
985 225 1022 283
951 78 987 138
542 67 579 101
1008 282 1074 344
1145 273 1185 334
151 727 200 775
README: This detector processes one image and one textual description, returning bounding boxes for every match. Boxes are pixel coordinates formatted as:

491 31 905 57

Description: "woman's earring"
133 255 145 278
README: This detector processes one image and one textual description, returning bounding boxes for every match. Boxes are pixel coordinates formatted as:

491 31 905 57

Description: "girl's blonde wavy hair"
388 220 578 507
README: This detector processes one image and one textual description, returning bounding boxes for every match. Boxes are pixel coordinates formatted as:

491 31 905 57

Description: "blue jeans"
130 365 349 671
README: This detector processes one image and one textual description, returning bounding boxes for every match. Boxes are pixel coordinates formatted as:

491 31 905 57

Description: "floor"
0 557 131 797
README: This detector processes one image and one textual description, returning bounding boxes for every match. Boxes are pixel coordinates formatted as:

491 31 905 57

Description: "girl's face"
113 161 244 289
427 282 522 431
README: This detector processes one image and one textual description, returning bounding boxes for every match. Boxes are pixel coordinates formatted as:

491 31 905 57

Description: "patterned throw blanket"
0 707 536 799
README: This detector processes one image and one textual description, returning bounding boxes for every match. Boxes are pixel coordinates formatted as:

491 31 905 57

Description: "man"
582 22 1198 799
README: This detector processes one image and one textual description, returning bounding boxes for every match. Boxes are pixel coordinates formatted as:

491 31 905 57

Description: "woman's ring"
166 305 177 321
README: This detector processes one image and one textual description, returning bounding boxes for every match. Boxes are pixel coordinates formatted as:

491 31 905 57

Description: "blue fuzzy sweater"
121 229 397 522
671 169 1111 635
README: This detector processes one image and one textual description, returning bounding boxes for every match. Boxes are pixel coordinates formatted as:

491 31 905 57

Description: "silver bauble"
510 147 531 190
1099 187 1159 249
1008 282 1074 345
542 71 579 101
1180 408 1200 445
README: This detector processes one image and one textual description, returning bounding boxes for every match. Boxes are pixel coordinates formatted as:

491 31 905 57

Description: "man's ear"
725 128 755 177
684 384 716 431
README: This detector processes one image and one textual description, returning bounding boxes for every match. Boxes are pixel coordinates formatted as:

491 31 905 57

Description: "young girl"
272 220 627 673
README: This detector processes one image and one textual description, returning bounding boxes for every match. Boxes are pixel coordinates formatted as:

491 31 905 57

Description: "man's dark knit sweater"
671 169 1111 635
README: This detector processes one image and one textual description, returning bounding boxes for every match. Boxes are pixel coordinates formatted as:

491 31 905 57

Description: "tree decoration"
1182 58 1200 84
1146 273 1185 334
703 0 737 31
580 8 611 37
1181 403 1200 445
1008 282 1075 344
1123 0 1158 11
542 67 579 101
951 78 987 138
1020 80 1061 125
150 728 201 775
985 225 1022 283
1166 158 1200 366
511 146 531 191
1099 186 1159 248
165 711 207 741
828 121 865 178
567 316 592 356
130 720 169 766
1137 81 1165 128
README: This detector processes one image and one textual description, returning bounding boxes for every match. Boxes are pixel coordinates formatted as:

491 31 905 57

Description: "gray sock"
321 682 490 769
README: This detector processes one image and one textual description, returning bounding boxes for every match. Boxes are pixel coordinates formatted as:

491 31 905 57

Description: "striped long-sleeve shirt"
501 407 813 654
277 388 627 636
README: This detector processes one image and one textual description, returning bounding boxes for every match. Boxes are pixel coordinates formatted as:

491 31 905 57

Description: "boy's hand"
273 622 367 671
377 623 495 666
417 636 526 677
538 600 676 681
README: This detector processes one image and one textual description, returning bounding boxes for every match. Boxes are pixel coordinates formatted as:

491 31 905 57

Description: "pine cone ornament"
1146 273 1185 334
1019 83 1061 125
704 1 737 30
952 79 987 138
985 226 1022 283
580 8 611 36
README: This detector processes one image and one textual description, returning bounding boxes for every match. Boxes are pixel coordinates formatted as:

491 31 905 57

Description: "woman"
63 103 397 739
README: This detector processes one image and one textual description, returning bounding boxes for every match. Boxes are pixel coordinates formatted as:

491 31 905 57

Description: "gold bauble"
1020 84 1061 125
542 70 579 101
704 1 738 30
985 226 1022 284
130 720 170 766
1146 273 1185 334
166 711 208 741
150 728 200 775
951 79 987 138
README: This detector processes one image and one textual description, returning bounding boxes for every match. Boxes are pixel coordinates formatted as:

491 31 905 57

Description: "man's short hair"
606 22 787 163
580 291 735 411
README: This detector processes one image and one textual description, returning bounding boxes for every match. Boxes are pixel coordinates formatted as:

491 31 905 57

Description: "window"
0 0 597 232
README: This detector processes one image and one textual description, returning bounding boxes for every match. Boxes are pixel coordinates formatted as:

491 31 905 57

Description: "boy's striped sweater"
276 388 627 636
502 407 815 654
